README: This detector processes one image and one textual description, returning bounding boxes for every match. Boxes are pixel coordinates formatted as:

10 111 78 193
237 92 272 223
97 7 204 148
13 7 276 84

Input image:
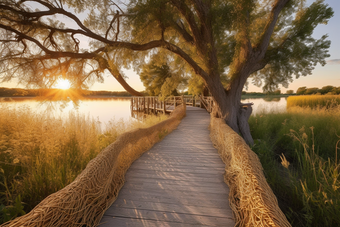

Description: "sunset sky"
1 0 339 93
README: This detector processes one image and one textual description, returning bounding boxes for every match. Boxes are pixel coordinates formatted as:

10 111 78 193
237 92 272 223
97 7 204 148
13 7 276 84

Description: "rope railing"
0 105 186 227
210 116 291 227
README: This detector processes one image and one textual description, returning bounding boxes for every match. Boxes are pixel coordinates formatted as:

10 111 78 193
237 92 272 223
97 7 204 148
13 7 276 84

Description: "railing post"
174 96 177 108
147 97 149 114
163 99 166 114
155 97 157 113
136 97 139 111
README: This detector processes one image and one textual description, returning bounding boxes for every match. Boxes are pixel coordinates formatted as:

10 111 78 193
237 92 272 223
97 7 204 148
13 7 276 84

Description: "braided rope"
210 117 291 227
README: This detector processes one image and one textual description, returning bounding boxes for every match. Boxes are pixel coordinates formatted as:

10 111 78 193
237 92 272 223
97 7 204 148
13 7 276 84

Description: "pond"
242 97 287 115
1 96 287 126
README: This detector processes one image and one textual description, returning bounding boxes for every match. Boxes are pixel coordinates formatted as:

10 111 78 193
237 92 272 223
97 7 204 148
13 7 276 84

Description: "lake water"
0 97 133 129
0 96 287 126
242 97 287 115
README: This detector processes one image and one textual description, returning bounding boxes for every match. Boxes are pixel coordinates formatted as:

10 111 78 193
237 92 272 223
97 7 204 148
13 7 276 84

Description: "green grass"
0 103 167 223
249 106 340 226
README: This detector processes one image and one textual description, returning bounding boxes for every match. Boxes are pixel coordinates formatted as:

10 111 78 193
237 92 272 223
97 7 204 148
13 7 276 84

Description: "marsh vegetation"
249 96 340 226
0 104 167 223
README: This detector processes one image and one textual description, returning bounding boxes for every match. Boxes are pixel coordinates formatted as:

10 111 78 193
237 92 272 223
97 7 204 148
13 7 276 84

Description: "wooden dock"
131 95 215 114
99 106 234 226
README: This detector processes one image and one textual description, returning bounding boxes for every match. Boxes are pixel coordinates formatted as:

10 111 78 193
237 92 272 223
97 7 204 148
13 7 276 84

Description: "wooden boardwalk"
99 106 234 226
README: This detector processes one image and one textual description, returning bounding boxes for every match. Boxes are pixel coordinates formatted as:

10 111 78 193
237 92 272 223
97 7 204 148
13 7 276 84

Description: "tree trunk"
238 103 254 145
205 72 254 146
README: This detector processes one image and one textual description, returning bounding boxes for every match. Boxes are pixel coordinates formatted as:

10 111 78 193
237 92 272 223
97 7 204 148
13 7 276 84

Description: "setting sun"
55 79 71 90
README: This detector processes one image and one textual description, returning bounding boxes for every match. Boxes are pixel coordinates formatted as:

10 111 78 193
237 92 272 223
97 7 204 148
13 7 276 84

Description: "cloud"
326 59 340 65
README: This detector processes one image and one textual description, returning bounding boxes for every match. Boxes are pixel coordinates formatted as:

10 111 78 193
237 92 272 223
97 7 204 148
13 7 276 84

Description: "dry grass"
0 103 175 225
1 104 186 226
287 95 340 109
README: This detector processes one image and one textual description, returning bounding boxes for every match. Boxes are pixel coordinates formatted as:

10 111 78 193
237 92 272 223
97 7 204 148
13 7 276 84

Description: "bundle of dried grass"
1 105 186 227
210 116 291 227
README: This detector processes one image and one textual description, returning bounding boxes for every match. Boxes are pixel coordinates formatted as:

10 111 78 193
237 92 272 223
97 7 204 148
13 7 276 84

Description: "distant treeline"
241 90 287 97
296 86 340 95
242 85 340 97
0 87 135 97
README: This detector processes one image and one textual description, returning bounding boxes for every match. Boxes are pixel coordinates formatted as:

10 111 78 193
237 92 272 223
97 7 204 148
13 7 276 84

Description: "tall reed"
249 105 340 226
0 103 167 223
287 95 340 109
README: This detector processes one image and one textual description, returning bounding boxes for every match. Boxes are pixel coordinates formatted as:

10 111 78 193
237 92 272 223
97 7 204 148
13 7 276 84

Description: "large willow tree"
0 0 333 144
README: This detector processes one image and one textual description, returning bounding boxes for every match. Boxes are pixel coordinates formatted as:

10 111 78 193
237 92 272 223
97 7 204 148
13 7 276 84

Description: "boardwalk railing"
131 96 184 114
132 95 215 114
199 96 214 112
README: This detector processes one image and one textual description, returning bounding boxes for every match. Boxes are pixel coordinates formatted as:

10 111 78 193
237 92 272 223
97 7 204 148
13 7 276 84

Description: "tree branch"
171 20 194 43
169 0 201 44
256 0 290 55
162 41 209 82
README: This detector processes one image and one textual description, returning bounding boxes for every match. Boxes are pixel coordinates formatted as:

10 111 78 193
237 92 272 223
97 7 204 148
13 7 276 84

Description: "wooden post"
136 97 138 111
130 98 133 112
147 97 149 114
154 97 156 114
139 97 142 111
174 96 176 108
163 99 166 114
143 97 146 113
152 97 154 113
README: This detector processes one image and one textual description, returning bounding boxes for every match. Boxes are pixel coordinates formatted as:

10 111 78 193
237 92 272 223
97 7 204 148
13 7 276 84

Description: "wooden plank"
120 182 229 194
100 106 234 226
102 208 234 226
129 163 225 171
99 216 215 227
124 177 226 188
128 165 224 175
124 173 225 184
113 190 230 209
108 200 232 217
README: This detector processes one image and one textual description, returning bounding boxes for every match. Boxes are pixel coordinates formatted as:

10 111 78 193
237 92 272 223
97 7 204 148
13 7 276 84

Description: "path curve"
99 106 234 226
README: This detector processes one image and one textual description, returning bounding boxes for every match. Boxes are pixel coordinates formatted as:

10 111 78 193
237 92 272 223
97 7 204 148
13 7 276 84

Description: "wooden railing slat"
131 95 214 114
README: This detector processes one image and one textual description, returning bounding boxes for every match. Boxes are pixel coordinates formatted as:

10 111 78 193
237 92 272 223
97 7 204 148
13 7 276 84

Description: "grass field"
0 104 167 223
249 105 340 226
287 95 340 109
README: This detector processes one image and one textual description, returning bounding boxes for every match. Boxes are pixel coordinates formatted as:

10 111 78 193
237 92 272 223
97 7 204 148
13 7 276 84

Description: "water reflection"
1 97 288 124
1 97 133 129
241 97 287 115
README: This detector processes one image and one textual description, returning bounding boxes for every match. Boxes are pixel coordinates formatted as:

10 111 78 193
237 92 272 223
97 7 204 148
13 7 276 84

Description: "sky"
1 0 339 93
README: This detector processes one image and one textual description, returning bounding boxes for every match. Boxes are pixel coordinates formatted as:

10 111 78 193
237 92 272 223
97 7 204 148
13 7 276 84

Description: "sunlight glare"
55 79 71 90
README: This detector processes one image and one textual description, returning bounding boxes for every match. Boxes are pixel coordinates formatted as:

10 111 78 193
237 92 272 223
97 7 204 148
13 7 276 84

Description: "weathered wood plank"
108 200 232 217
129 165 225 173
99 217 215 227
113 191 230 209
124 177 227 188
99 106 234 226
102 208 234 226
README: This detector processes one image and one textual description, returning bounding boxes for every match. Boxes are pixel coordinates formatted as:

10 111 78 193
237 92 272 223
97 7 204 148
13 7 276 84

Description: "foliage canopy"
0 0 334 143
